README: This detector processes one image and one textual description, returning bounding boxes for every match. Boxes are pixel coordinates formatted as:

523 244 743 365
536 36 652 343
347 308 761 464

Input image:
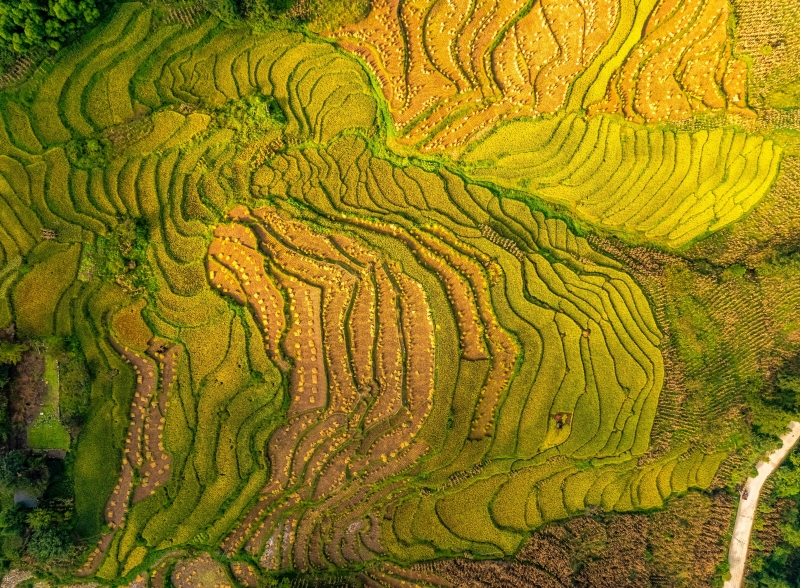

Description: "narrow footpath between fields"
724 420 800 588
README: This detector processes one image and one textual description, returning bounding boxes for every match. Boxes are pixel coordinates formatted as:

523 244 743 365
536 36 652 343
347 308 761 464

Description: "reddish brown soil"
133 345 178 503
105 338 158 529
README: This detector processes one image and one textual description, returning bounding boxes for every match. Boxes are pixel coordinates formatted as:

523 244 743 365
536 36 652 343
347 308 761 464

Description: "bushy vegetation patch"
0 0 104 54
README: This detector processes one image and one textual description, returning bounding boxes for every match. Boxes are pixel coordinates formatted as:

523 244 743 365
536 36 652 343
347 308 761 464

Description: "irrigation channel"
724 421 800 588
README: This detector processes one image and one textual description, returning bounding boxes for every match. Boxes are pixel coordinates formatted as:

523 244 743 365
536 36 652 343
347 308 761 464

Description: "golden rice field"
0 0 798 586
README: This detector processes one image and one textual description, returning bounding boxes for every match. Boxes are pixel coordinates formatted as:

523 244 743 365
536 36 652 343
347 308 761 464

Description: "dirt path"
724 421 800 588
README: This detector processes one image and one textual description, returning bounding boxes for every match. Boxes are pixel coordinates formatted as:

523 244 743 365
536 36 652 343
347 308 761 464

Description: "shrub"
773 374 800 412
0 342 27 365
0 451 49 496
26 526 69 561
215 93 284 140
0 533 22 560
0 451 25 488
240 0 295 19
203 0 244 22
65 137 108 169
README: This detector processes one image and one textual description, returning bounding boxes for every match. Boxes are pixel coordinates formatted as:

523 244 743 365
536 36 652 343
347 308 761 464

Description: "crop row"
0 4 375 155
205 205 443 569
383 446 726 559
261 138 664 453
104 338 158 530
333 0 751 153
589 0 752 122
133 344 179 504
0 152 41 278
96 308 285 578
60 280 141 575
0 1 737 579
234 135 683 567
461 113 782 248
0 60 298 576
0 119 681 578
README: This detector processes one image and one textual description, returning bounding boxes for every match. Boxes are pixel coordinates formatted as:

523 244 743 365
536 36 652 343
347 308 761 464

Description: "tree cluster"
747 354 800 588
0 451 74 569
746 449 800 587
0 337 89 573
0 0 104 55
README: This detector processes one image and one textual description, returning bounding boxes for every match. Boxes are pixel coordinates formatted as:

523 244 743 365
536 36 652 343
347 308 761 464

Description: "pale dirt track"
724 421 800 588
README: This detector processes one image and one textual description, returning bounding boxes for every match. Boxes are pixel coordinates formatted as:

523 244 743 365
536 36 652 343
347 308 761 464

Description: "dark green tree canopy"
0 0 102 53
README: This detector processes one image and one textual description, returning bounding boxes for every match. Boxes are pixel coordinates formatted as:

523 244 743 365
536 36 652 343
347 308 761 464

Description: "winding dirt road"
724 421 800 588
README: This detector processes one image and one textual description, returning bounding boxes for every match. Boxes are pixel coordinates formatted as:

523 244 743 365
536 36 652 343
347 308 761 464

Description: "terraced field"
333 0 750 137
0 1 793 585
459 113 780 247
332 0 783 249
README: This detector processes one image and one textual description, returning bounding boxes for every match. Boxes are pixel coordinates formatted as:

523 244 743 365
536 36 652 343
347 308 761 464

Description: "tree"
762 369 800 413
778 375 800 393
0 505 26 536
0 0 103 54
0 451 25 488
0 452 49 496
25 508 54 531
779 523 800 549
773 452 800 498
758 576 792 588
26 526 69 562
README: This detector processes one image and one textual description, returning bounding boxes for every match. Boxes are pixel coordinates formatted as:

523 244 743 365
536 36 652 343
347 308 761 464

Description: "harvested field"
171 554 232 588
105 338 158 529
333 0 753 150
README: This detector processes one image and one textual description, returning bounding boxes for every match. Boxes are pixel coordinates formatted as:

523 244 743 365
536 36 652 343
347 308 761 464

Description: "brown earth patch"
9 349 45 430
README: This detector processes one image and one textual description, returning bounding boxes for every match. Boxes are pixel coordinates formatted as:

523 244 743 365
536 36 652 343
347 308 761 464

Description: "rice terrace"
0 0 799 586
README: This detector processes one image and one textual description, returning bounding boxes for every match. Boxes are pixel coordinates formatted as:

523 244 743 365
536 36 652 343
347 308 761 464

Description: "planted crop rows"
460 113 781 247
0 1 756 584
331 0 783 249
